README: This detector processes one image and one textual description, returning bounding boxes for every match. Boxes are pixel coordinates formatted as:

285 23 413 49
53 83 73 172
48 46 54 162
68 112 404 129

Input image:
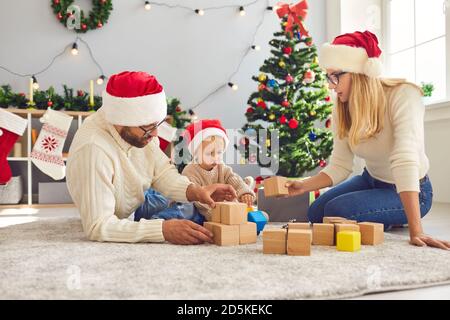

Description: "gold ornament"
310 110 316 116
258 73 267 82
269 114 275 120
313 57 319 64
266 139 271 147
279 61 286 68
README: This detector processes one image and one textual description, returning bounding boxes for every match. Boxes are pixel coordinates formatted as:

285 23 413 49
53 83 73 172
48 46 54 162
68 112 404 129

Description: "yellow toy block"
336 231 361 252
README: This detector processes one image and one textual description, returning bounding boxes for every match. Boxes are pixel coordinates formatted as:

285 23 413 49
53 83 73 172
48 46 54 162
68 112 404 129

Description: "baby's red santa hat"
182 119 229 155
102 71 167 126
319 30 383 78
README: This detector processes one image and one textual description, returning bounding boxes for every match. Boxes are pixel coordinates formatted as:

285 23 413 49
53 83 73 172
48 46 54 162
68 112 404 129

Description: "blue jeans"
134 189 205 225
308 168 433 228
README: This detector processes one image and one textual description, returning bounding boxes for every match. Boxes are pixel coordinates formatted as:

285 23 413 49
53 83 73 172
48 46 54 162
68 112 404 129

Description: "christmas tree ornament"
279 61 286 68
285 74 294 83
319 159 327 167
249 154 257 163
257 101 267 109
267 79 277 88
281 100 290 107
266 139 271 147
325 96 331 102
47 101 53 107
313 56 319 64
240 137 249 146
325 118 331 128
175 106 181 112
276 1 309 37
308 131 317 141
245 128 257 136
288 118 299 129
77 90 84 97
0 109 28 184
258 84 266 91
279 115 287 124
309 110 316 116
97 21 103 28
31 108 73 180
306 37 313 46
269 114 276 121
303 69 316 84
246 107 254 114
283 47 292 55
56 12 63 20
258 73 267 82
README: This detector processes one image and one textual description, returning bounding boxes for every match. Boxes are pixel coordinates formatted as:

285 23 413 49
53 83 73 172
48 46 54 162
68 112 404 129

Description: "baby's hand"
239 194 254 207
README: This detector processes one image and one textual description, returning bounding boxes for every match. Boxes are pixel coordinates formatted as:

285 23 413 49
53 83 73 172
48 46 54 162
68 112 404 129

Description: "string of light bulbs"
1 0 278 114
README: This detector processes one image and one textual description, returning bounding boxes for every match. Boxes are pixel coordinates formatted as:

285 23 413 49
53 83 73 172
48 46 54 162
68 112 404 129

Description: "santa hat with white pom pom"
319 30 383 78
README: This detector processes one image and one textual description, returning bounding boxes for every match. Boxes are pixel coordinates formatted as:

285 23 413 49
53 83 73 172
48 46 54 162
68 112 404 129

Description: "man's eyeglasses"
139 118 166 139
326 71 347 86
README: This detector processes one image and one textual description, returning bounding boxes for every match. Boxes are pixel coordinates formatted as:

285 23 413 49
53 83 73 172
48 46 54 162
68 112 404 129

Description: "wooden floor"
1 202 449 299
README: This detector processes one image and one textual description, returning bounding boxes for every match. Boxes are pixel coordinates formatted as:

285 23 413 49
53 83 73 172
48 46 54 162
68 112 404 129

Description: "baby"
182 119 256 221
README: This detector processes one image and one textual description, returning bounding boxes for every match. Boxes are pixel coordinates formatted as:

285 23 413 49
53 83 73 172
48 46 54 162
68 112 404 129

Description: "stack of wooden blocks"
263 216 384 256
203 202 257 246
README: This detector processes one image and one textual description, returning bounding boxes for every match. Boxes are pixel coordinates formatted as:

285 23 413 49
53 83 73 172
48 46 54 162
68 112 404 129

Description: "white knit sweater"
321 84 429 193
66 108 192 243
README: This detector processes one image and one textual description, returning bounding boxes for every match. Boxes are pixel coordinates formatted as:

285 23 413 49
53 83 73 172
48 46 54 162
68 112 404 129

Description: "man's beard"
119 127 150 148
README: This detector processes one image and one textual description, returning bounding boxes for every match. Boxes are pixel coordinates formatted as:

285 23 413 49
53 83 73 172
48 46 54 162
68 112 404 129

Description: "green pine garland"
0 84 191 129
51 0 113 34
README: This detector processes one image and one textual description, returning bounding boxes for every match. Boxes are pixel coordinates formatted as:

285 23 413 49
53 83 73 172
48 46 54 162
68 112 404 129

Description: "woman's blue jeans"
308 168 433 228
134 189 205 225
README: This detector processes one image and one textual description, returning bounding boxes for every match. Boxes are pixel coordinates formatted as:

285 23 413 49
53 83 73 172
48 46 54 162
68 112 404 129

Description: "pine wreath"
51 0 113 33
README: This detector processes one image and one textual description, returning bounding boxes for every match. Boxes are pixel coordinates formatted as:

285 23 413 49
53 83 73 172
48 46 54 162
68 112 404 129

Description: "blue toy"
248 210 268 235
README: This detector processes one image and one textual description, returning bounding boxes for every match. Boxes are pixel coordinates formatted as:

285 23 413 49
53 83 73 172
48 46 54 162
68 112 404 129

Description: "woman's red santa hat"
102 71 167 126
182 119 229 155
319 30 383 78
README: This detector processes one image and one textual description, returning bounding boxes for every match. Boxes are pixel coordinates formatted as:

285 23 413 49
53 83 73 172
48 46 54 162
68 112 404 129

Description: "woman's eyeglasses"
326 71 347 86
139 118 166 139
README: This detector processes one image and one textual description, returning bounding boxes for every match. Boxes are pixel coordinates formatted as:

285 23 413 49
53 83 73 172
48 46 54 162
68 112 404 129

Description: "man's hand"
186 183 237 207
162 219 213 245
239 193 254 207
410 233 450 250
285 181 307 196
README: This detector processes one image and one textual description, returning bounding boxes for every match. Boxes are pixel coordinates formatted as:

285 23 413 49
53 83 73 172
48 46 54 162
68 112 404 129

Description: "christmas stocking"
31 108 73 180
0 109 28 184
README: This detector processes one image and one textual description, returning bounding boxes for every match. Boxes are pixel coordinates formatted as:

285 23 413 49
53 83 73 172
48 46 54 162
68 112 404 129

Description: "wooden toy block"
248 210 268 235
335 223 360 243
211 205 221 223
239 222 257 244
312 223 335 246
203 222 239 246
287 229 312 256
358 222 384 245
263 229 287 254
323 216 346 224
220 202 247 225
336 231 361 252
288 222 311 230
338 219 357 224
263 176 289 197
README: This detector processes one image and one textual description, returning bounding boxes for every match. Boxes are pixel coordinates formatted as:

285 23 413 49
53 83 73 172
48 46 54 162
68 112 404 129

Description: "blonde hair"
336 74 423 147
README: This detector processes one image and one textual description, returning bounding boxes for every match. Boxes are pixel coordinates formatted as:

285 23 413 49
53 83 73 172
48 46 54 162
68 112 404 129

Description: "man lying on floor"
66 71 237 244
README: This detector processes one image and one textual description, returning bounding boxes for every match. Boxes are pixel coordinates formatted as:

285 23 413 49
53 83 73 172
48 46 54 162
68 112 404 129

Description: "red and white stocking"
0 109 28 185
31 108 73 180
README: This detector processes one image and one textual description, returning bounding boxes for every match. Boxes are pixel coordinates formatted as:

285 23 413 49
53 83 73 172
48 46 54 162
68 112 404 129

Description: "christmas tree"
239 0 333 177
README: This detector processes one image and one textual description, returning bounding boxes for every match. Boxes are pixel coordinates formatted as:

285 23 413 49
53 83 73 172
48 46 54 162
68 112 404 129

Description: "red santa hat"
319 31 383 78
102 71 167 126
182 119 229 155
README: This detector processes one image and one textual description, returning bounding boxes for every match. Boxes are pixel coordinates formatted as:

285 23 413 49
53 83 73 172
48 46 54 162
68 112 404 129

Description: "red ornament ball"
325 96 331 102
283 47 292 55
304 70 313 79
19 93 25 97
54 0 60 4
257 101 267 109
47 101 53 107
56 12 63 20
97 21 103 28
175 106 181 112
240 137 250 146
246 107 254 114
285 74 294 83
279 115 287 124
281 100 289 107
77 90 84 97
258 84 266 91
325 119 331 128
288 118 299 129
319 160 327 167
81 23 87 30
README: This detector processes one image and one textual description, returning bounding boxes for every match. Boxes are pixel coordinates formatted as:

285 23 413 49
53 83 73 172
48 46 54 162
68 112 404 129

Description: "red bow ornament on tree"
276 0 309 38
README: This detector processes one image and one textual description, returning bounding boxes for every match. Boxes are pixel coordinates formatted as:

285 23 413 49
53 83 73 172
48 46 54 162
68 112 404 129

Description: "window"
384 0 450 104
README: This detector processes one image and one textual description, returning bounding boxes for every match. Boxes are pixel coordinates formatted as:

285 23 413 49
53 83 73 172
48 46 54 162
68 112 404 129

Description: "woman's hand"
239 194 254 207
285 181 307 196
410 233 450 250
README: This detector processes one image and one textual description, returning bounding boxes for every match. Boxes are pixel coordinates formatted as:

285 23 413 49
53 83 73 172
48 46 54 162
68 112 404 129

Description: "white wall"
0 0 326 130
